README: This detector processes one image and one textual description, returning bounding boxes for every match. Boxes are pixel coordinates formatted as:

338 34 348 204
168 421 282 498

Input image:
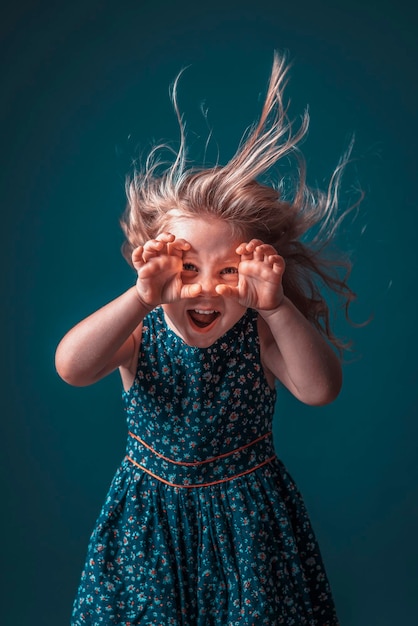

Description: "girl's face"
162 215 247 348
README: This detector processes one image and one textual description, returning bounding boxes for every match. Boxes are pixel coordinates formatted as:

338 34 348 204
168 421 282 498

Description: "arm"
55 287 150 387
258 298 342 405
55 233 199 387
217 239 342 406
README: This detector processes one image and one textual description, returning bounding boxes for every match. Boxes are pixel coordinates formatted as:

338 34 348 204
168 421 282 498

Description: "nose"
198 271 218 296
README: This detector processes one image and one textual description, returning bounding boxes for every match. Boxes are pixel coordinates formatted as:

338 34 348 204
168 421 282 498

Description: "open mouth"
187 309 220 329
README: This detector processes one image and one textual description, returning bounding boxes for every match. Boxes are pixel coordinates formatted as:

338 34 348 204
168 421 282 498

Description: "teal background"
2 0 417 624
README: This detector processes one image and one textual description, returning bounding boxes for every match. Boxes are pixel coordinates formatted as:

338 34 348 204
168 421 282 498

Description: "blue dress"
71 308 339 625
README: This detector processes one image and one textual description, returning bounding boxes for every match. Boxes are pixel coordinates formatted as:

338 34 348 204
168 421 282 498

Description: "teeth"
194 309 216 315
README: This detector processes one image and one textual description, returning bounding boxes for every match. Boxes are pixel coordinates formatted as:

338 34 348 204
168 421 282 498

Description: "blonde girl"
56 52 354 625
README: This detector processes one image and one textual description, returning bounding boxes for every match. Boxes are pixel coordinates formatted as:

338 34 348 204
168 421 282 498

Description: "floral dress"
71 308 339 625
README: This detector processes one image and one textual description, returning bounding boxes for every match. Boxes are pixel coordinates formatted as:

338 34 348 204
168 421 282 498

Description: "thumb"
215 284 239 298
181 283 202 299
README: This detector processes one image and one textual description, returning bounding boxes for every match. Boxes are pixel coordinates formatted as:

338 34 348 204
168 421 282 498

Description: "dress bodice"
122 307 276 463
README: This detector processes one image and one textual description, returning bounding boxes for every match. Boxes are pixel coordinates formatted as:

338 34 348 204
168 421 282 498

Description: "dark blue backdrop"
2 0 417 624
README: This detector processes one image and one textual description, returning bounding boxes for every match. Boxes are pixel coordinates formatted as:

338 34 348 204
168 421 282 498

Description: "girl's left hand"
216 240 285 311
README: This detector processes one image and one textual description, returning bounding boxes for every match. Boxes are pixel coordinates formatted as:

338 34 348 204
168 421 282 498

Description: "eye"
183 263 198 272
220 267 238 275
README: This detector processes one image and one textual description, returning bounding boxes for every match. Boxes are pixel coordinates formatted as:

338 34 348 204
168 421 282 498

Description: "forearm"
260 297 342 405
55 287 151 386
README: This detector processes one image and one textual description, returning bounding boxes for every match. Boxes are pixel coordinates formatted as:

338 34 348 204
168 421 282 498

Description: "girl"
56 53 355 625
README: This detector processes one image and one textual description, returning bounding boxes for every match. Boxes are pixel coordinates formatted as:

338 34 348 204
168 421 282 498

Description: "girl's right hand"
132 233 201 308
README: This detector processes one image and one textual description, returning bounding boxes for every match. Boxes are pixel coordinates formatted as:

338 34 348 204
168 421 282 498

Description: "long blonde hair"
121 52 360 354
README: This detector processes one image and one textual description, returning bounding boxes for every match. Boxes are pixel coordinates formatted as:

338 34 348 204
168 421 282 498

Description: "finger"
132 245 144 268
236 242 254 261
215 284 239 299
252 244 278 262
253 245 267 263
236 239 264 260
136 261 157 279
268 253 285 265
142 238 168 262
155 232 175 242
272 257 286 275
181 283 202 298
167 238 191 256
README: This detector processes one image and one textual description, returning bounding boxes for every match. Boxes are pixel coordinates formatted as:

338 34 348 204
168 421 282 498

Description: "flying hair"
121 52 361 355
